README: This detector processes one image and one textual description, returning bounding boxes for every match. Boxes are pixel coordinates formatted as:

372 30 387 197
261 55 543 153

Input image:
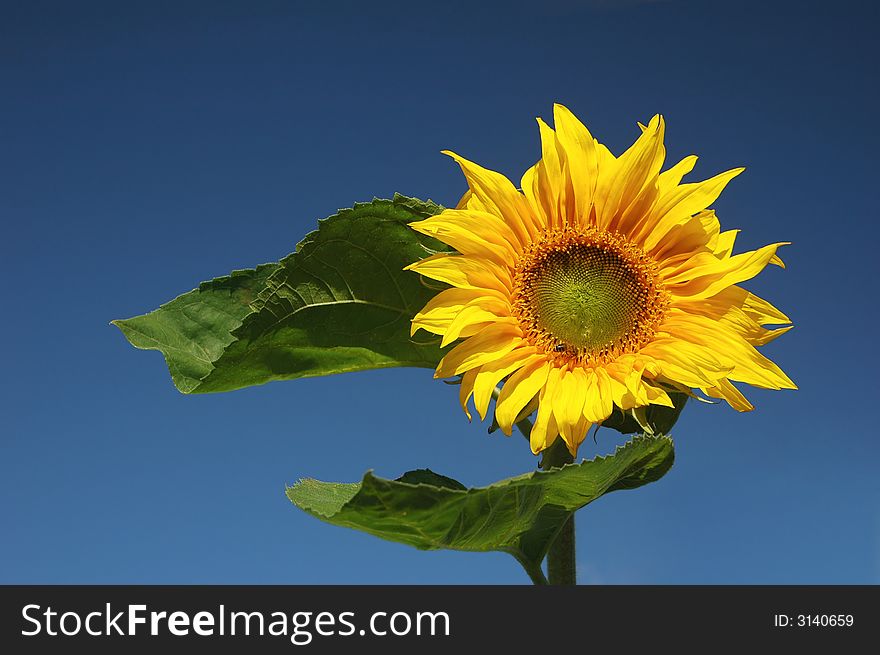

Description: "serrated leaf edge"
286 434 674 518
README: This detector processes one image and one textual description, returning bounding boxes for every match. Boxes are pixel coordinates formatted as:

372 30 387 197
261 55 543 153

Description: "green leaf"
112 195 451 393
395 469 467 491
287 435 674 574
600 391 689 436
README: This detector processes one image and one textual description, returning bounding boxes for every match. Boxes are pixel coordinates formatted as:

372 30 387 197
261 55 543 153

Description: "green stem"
500 386 577 585
546 515 576 585
541 439 576 585
514 415 534 440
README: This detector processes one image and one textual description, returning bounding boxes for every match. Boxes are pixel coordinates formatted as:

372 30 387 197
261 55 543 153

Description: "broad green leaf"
287 435 674 573
395 469 466 490
113 195 451 393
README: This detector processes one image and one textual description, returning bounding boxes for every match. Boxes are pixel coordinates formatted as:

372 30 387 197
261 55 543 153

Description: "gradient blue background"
2 0 877 583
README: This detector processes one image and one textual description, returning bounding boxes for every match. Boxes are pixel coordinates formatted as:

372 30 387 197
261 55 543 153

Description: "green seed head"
513 228 667 363
527 244 648 352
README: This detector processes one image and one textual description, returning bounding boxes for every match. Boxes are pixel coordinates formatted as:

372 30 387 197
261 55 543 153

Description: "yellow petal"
662 312 796 390
640 167 744 251
673 285 790 326
471 348 539 420
441 297 514 347
593 368 616 419
745 325 794 347
410 209 520 266
406 253 512 294
592 139 620 230
567 415 593 456
604 361 641 410
597 115 666 231
613 178 660 237
552 103 598 226
639 337 733 387
519 163 543 230
672 287 792 346
410 287 505 337
494 358 551 435
530 368 562 454
641 382 674 408
459 369 478 420
581 368 614 423
443 150 538 244
435 323 523 378
552 369 585 448
515 394 541 425
521 119 567 230
701 378 754 412
657 154 698 193
742 290 792 325
664 242 789 300
649 210 721 261
713 229 739 259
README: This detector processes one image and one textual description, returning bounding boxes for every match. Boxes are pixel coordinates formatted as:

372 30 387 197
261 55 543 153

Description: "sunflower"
407 105 795 456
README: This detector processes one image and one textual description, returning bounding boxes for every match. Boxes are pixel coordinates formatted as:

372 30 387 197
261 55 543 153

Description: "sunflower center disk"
532 247 644 350
514 231 666 363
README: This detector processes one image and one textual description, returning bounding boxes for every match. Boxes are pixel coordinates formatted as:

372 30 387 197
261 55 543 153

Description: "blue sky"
2 0 877 583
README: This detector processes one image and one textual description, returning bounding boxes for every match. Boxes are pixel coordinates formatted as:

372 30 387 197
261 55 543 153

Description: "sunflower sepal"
600 391 689 436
